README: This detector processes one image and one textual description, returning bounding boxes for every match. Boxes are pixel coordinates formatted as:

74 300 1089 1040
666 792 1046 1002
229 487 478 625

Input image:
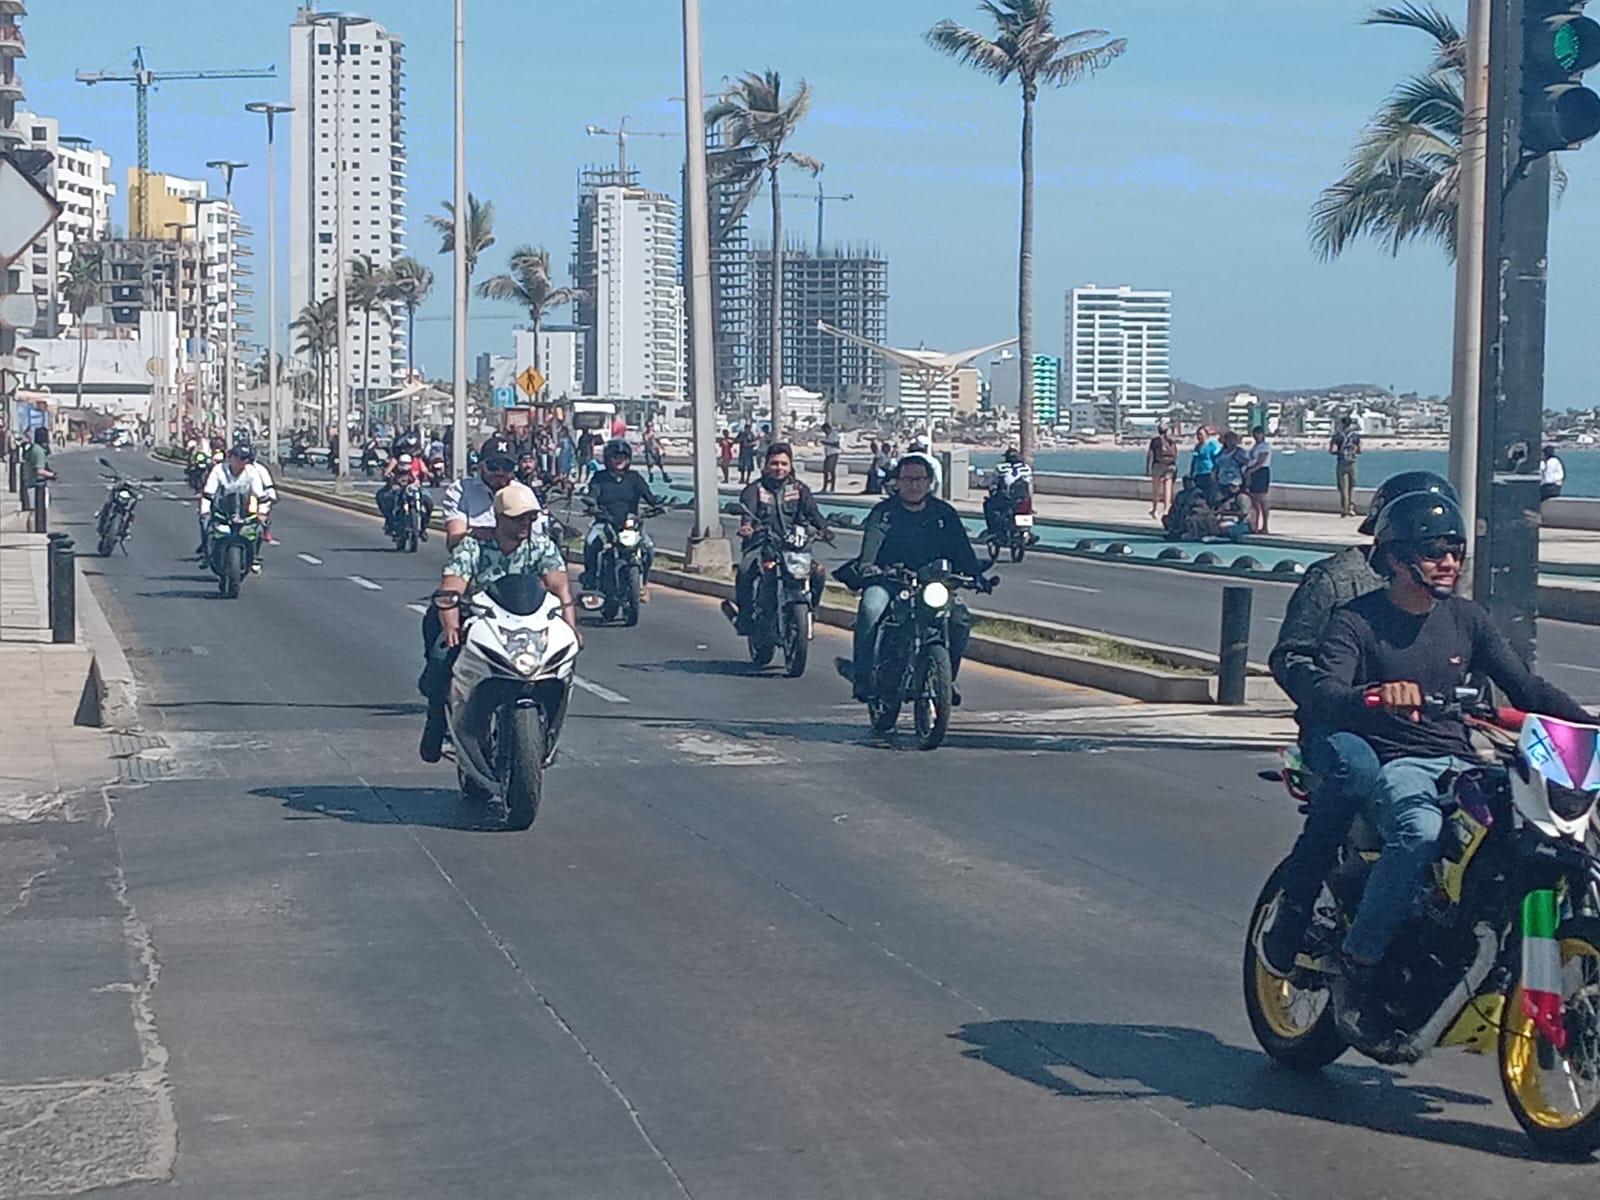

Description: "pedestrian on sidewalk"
1329 416 1362 517
1146 424 1177 519
642 421 670 484
1189 426 1220 504
737 421 756 485
1540 445 1566 504
1245 425 1274 534
717 429 734 484
821 422 841 492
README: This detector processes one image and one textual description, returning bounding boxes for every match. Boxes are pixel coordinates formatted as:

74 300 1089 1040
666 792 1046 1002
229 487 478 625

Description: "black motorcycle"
581 501 663 628
94 458 151 557
742 519 826 678
852 560 993 750
204 491 266 599
984 478 1037 564
388 481 426 553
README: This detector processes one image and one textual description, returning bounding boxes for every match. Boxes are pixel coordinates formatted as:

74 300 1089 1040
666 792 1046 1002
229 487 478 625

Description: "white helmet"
399 453 413 466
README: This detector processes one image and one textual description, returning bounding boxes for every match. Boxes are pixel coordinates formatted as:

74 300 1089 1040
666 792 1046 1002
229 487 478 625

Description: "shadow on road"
136 588 222 600
622 658 768 678
252 784 508 832
153 699 425 717
953 1019 1556 1162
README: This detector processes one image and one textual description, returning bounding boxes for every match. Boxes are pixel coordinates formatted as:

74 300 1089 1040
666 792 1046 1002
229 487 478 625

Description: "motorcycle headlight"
511 651 541 677
503 628 548 659
920 580 951 610
117 489 134 501
783 551 813 577
618 528 642 548
1548 781 1598 822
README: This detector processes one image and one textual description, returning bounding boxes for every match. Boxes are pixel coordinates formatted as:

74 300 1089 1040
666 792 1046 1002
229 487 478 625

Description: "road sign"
493 386 516 409
0 156 64 270
516 367 545 398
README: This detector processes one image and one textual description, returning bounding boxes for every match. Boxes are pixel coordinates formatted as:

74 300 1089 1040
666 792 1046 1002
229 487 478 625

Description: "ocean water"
974 447 1599 499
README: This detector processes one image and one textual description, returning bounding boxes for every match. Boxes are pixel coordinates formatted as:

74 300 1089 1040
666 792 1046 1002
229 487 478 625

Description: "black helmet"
1359 471 1458 536
603 439 633 461
228 443 254 462
1003 446 1021 464
1373 491 1468 598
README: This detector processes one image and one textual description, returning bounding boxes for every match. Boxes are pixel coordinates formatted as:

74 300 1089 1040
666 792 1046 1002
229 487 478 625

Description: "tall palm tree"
384 256 434 377
61 252 101 410
927 0 1125 461
347 255 389 409
1310 4 1468 262
477 245 584 399
291 297 338 434
707 70 822 438
426 194 495 376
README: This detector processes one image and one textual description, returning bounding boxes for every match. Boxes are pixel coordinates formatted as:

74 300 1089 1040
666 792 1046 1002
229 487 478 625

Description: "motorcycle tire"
501 705 547 831
912 644 953 750
98 523 118 558
1010 540 1026 564
405 530 419 554
986 539 1002 564
749 633 775 669
622 564 641 628
782 602 809 679
220 544 245 600
868 653 901 733
1242 862 1346 1071
1499 915 1600 1154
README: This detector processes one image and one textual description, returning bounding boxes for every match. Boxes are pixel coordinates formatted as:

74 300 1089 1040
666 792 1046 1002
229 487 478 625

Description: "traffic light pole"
1475 0 1552 664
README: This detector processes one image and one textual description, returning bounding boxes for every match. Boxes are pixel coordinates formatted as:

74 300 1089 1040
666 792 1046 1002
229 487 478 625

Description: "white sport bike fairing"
445 573 579 830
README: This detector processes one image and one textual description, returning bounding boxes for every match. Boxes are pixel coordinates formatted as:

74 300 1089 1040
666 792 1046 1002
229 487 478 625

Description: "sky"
19 0 1600 406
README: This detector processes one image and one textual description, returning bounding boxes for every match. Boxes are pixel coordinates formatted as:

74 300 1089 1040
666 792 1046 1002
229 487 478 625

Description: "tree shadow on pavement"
252 784 508 832
952 1020 1556 1162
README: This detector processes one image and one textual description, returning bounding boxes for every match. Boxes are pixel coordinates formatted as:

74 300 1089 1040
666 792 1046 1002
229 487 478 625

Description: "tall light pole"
452 0 469 479
246 103 293 468
309 12 371 487
680 0 731 570
207 159 248 442
164 219 196 441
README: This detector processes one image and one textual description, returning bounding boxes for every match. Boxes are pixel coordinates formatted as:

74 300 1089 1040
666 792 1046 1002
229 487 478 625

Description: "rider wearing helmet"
983 446 1033 539
377 439 435 540
584 439 664 593
1303 491 1591 1054
1259 471 1458 977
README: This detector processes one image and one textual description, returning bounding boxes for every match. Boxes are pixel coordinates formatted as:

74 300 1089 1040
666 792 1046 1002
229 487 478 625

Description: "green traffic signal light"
1524 7 1600 154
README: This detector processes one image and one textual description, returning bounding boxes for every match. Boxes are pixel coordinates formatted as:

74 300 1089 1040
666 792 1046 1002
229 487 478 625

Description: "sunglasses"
483 458 517 473
1414 537 1467 562
900 473 931 484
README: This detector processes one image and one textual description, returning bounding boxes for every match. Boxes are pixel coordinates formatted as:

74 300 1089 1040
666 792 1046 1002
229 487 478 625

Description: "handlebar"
1361 686 1526 730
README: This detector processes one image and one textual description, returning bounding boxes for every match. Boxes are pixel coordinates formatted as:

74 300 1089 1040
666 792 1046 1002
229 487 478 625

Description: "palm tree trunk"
531 309 544 403
76 322 88 409
362 307 372 435
769 165 784 438
406 304 416 377
1017 86 1036 464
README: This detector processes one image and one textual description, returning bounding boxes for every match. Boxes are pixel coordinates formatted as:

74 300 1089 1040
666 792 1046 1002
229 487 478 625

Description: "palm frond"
1364 2 1463 68
1035 36 1127 87
925 20 1018 82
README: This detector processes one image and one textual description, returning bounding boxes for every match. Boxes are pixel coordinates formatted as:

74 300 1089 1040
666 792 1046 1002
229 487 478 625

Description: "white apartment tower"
13 114 115 336
574 179 685 407
1066 284 1172 428
289 8 407 403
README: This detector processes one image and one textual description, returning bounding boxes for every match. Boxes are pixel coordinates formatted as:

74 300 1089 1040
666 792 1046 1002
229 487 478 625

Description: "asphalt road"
47 449 1600 1198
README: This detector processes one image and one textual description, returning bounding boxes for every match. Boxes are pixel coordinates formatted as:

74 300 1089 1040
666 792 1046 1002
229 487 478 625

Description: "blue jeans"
1274 730 1382 924
852 584 971 696
1344 754 1474 963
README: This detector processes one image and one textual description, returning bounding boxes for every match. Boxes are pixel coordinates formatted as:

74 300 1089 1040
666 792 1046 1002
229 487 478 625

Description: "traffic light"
1523 0 1600 155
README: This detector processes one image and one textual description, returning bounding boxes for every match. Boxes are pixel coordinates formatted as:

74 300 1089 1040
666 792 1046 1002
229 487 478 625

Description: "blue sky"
22 0 1600 405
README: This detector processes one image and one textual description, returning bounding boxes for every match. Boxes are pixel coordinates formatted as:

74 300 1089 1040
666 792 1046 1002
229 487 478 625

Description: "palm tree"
707 70 823 438
60 252 101 410
426 194 495 375
927 0 1125 461
1310 4 1467 261
291 297 338 434
384 256 434 377
477 245 584 399
347 255 389 411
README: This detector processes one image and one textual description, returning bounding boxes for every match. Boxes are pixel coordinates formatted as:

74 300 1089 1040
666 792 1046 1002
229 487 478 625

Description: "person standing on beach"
1245 425 1274 533
1329 416 1362 517
1541 445 1566 504
1146 424 1177 519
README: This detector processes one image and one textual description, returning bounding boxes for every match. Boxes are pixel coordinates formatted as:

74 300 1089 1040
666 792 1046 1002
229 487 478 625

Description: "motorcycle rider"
982 446 1034 540
839 456 986 704
1304 491 1591 1054
419 481 578 763
377 443 434 540
583 439 664 597
200 444 276 569
1259 471 1456 978
720 441 833 634
440 435 528 551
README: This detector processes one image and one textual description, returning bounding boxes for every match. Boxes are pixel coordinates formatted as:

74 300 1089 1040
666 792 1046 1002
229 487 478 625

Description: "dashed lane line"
297 553 323 566
1030 579 1101 594
574 676 630 704
348 575 383 591
406 603 430 615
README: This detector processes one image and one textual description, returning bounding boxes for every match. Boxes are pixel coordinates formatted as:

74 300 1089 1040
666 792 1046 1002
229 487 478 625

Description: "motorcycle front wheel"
501 704 547 831
912 644 953 750
621 563 642 628
1242 864 1346 1071
220 544 245 599
97 514 120 558
782 602 809 679
868 651 901 733
1500 916 1600 1154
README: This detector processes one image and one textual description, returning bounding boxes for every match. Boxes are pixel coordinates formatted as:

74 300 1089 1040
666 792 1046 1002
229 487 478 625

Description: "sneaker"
1258 899 1308 979
419 712 447 763
1332 953 1416 1060
249 561 262 574
638 586 651 604
951 686 962 708
720 599 740 627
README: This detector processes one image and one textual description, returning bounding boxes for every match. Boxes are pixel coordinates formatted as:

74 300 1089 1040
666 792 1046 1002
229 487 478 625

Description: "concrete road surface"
34 451 1600 1199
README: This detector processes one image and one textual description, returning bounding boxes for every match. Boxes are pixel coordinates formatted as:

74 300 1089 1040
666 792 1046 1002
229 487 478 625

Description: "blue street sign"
493 387 516 408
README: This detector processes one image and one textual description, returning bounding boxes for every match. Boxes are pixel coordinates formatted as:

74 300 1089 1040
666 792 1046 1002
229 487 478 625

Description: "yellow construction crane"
76 46 275 237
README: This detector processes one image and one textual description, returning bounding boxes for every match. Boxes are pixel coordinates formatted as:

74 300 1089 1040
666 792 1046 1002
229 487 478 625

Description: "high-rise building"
513 325 585 402
0 1 30 403
989 351 1062 426
884 351 960 429
573 173 685 407
9 113 115 337
1065 284 1172 429
749 244 888 422
289 7 408 403
691 119 753 407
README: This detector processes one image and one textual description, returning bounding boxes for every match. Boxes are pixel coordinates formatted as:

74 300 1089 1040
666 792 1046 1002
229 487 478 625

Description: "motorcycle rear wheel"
1243 864 1346 1070
1500 916 1600 1154
501 705 547 831
782 603 809 679
912 645 953 750
1010 540 1026 564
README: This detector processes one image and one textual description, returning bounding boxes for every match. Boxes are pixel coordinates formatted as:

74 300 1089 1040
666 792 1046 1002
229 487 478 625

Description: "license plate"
1014 514 1034 527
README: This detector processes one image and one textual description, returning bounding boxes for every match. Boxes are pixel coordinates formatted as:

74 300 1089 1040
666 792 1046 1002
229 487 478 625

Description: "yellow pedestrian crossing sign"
516 367 545 398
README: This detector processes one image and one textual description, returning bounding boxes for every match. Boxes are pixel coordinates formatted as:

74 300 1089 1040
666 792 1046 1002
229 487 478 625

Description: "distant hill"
1170 379 1393 407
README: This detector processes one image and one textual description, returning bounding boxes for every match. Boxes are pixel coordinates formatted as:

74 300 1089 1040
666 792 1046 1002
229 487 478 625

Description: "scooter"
437 574 579 830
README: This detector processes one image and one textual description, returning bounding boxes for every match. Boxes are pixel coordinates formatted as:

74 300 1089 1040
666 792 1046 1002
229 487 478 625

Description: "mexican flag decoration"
1522 889 1568 1053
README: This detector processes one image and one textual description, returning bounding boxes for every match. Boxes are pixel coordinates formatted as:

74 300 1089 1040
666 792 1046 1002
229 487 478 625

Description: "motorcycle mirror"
98 456 112 468
430 591 460 610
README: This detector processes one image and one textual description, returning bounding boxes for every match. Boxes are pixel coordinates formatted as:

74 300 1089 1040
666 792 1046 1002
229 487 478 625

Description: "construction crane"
584 116 674 180
76 46 275 238
782 179 854 253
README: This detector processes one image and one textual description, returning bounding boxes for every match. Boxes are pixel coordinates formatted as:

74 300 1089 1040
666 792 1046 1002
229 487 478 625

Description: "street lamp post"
207 159 248 442
246 102 293 468
452 0 468 480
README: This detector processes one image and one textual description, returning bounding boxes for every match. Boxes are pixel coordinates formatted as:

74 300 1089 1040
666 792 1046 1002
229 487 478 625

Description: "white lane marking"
348 575 383 591
573 676 630 704
406 603 430 615
297 553 323 566
1030 579 1101 594
1556 662 1600 673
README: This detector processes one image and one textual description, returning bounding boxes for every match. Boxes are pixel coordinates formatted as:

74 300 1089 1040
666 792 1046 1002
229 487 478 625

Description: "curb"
75 558 140 732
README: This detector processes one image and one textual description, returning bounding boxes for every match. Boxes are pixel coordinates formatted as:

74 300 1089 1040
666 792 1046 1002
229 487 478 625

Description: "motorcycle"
427 452 448 486
288 441 311 468
581 502 663 628
1244 689 1600 1154
185 453 211 494
985 480 1037 564
204 491 266 599
389 480 426 553
437 573 579 830
94 458 150 557
852 560 994 750
742 518 824 678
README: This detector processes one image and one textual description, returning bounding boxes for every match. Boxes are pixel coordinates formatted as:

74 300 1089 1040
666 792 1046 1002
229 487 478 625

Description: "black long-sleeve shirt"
737 477 828 548
1269 545 1386 712
854 496 982 578
587 469 661 527
1307 590 1590 762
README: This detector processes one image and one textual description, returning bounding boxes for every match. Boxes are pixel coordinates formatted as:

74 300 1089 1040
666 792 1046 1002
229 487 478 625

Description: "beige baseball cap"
493 481 539 518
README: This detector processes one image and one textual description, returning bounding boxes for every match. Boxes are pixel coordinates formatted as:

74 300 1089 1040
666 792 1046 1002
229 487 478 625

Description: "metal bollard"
49 537 76 645
6 450 15 493
45 531 67 604
1217 585 1252 706
32 483 48 533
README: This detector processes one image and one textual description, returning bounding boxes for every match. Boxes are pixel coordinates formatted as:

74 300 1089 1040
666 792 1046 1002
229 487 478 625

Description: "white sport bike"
437 573 579 830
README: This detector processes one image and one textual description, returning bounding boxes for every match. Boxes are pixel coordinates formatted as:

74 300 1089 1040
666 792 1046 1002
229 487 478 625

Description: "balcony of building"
0 0 27 14
0 69 21 100
0 22 25 56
